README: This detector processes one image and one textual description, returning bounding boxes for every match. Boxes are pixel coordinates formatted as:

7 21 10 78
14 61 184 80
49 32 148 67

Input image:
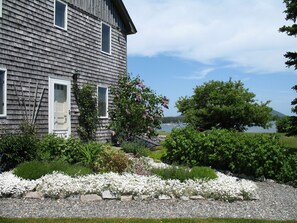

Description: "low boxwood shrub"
151 165 217 182
14 160 92 180
0 133 39 172
163 127 293 184
121 141 150 157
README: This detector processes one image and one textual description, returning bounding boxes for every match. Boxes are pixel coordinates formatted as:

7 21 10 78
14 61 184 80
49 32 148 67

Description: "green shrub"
0 133 38 171
14 160 92 180
94 145 130 173
151 165 217 182
121 141 150 157
14 160 49 180
78 141 103 169
279 153 297 186
37 134 82 164
163 127 290 183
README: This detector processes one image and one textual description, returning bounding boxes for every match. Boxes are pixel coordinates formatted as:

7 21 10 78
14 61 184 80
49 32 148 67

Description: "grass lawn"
0 218 296 223
279 134 297 150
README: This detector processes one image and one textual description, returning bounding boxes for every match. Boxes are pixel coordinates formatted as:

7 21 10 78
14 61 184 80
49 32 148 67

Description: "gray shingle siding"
0 0 135 141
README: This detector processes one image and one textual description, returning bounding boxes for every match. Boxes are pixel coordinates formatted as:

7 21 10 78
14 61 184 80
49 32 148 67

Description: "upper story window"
98 86 108 118
101 22 111 54
0 0 3 18
54 0 67 30
0 69 7 117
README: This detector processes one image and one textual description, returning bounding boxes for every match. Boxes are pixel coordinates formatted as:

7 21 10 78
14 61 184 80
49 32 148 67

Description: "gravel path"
0 181 297 220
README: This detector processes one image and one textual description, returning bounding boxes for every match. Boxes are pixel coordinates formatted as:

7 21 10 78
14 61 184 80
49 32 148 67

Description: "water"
160 122 277 133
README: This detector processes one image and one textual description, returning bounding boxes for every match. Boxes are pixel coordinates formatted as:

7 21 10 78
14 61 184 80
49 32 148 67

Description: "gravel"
0 180 297 220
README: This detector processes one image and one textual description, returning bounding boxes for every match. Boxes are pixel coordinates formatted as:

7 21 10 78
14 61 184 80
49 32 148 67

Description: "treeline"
162 116 185 123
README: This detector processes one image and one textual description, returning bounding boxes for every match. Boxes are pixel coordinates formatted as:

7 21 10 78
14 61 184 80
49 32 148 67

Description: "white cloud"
124 0 296 73
179 68 215 80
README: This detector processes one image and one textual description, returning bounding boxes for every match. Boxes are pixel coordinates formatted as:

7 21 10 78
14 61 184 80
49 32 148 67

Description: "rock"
190 195 205 200
24 192 43 199
120 195 133 201
180 196 190 201
80 194 102 202
102 190 117 200
158 194 172 200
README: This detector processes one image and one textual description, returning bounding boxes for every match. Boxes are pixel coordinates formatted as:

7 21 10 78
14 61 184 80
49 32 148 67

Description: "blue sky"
124 0 296 117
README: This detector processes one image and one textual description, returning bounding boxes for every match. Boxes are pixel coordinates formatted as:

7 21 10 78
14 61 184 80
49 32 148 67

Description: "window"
101 22 111 54
54 0 67 29
98 86 108 118
0 0 3 18
0 69 7 117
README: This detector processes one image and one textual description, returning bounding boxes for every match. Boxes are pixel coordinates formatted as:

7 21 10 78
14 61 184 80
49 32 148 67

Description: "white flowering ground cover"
0 169 258 201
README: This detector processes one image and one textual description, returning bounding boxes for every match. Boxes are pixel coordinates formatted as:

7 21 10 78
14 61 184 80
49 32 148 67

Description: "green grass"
151 166 217 182
0 218 296 223
279 134 297 149
148 146 167 161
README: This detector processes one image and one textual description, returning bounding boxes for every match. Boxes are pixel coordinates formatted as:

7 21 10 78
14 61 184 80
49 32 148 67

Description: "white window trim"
0 68 7 117
54 0 68 30
97 85 109 119
101 22 111 55
0 0 3 18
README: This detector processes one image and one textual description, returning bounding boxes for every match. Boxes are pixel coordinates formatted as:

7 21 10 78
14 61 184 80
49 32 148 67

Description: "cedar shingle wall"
0 0 128 142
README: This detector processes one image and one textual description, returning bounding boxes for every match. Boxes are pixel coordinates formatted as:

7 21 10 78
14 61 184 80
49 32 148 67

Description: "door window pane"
54 83 68 130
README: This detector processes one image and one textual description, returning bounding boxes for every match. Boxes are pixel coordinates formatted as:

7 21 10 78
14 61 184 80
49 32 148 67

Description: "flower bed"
0 170 258 201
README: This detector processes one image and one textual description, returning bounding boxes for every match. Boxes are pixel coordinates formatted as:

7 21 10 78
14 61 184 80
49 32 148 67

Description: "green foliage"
151 165 217 182
94 145 130 173
121 141 150 157
14 160 92 180
0 132 38 172
78 141 103 169
276 116 292 133
279 0 297 69
109 73 169 143
37 134 82 164
73 83 99 142
163 127 295 183
280 152 297 185
148 146 167 161
276 116 297 136
189 166 218 181
176 79 272 132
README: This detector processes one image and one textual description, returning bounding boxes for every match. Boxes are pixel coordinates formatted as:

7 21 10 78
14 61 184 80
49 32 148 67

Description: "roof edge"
112 0 137 35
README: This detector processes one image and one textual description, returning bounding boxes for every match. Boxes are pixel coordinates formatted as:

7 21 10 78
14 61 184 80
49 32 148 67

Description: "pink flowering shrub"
109 74 169 142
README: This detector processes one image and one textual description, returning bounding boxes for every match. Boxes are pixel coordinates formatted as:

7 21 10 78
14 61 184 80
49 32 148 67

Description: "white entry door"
49 78 71 138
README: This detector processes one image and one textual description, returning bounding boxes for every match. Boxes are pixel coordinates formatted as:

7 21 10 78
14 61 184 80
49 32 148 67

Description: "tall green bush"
163 127 294 183
109 73 169 143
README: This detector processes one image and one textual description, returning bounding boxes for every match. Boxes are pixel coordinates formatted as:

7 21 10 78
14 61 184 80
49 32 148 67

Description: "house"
0 0 136 141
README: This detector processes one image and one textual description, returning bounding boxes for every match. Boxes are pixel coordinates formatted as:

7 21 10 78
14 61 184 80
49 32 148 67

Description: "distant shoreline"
160 122 277 133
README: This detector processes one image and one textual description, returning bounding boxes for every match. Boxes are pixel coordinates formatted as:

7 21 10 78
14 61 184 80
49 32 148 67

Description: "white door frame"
48 77 71 138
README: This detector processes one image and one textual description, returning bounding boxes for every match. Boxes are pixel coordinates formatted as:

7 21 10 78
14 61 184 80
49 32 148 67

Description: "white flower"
0 169 258 201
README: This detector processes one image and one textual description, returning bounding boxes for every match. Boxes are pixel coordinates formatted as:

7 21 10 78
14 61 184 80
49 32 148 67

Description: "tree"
109 74 169 143
279 0 297 135
176 79 272 132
